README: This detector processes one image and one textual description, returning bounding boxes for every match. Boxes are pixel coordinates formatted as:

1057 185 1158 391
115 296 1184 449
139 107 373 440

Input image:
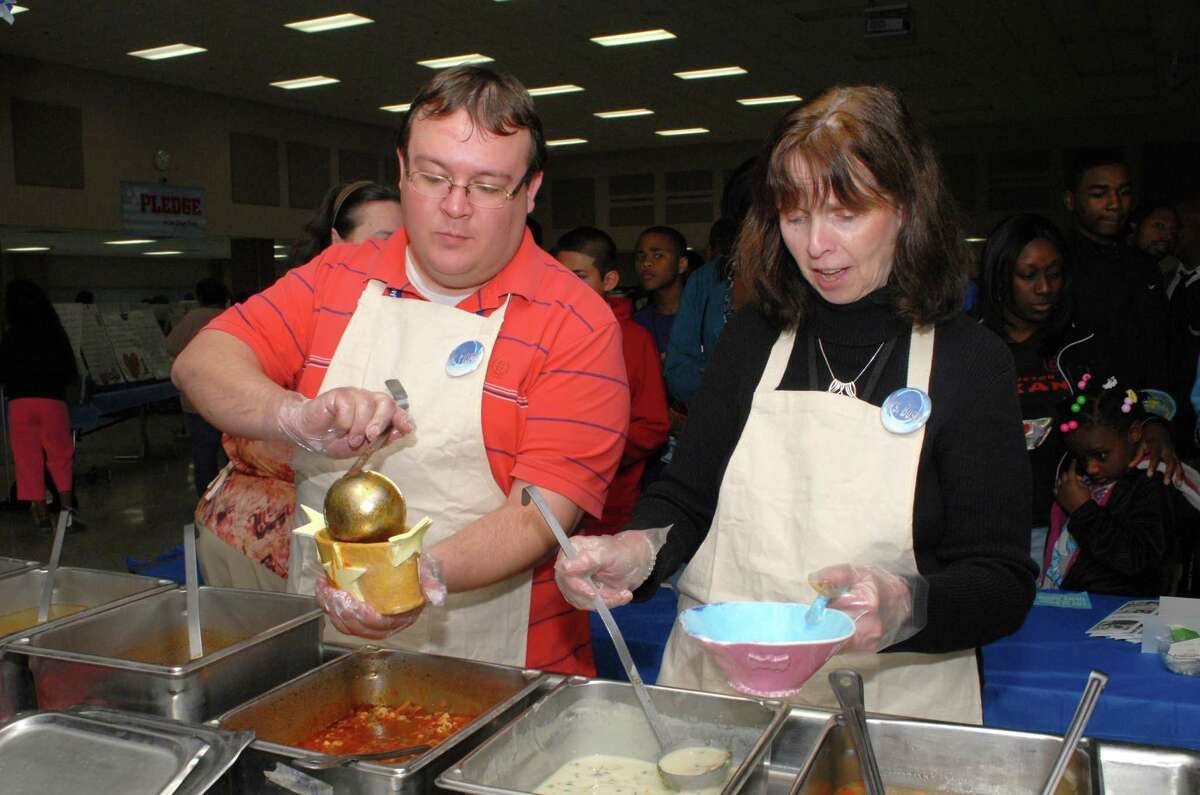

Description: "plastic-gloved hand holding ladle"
553 528 670 610
807 564 929 653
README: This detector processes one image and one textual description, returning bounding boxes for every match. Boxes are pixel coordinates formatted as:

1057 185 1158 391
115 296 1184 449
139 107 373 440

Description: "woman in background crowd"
977 213 1179 573
0 280 79 529
196 181 402 588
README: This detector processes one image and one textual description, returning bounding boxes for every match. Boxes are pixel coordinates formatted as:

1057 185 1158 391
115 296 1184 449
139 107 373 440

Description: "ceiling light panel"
594 108 654 119
271 75 340 90
284 13 373 33
417 53 494 69
737 94 803 106
4 246 50 252
546 138 588 147
528 84 585 97
128 43 207 61
656 127 710 136
143 250 183 256
380 103 412 113
675 66 747 80
105 239 156 245
591 29 676 47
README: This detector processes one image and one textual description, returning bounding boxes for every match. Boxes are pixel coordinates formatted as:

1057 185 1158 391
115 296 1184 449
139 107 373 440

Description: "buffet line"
0 556 1196 794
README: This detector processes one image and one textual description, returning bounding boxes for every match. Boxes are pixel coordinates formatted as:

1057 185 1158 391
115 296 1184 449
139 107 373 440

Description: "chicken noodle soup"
114 627 246 665
0 604 88 636
536 754 728 795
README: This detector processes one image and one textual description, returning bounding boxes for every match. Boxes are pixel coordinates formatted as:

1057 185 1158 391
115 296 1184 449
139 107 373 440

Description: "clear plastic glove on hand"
554 527 670 610
315 552 441 639
808 564 928 653
276 388 414 458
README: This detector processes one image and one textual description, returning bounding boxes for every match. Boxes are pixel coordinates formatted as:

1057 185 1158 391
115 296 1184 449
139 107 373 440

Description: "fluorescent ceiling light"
105 239 156 246
737 94 803 106
4 246 49 252
964 237 986 243
274 253 288 259
656 127 710 137
285 13 373 33
417 53 494 69
143 250 183 256
271 75 340 90
128 43 208 61
528 84 585 97
595 108 654 119
12 5 29 13
546 138 588 147
273 244 287 250
380 102 412 113
675 66 747 80
591 29 676 47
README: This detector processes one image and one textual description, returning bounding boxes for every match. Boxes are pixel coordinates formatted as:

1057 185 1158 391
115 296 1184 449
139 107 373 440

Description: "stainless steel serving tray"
0 557 38 579
213 645 551 795
778 709 1099 794
437 677 790 795
0 566 174 720
736 704 1200 794
66 705 256 795
13 586 323 722
0 709 209 793
1095 740 1200 794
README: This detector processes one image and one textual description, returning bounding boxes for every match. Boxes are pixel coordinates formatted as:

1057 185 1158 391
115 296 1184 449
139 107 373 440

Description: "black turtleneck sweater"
629 287 1037 654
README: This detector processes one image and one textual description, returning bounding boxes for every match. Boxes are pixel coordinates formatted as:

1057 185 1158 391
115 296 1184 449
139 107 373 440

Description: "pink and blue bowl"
679 601 855 697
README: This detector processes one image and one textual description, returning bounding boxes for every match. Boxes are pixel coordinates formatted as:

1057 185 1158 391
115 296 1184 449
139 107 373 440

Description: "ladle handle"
829 669 885 795
184 523 204 660
521 486 673 753
37 509 70 623
1040 669 1107 795
345 379 410 478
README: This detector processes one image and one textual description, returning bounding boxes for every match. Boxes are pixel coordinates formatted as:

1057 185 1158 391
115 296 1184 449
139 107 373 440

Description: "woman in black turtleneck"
554 85 1035 724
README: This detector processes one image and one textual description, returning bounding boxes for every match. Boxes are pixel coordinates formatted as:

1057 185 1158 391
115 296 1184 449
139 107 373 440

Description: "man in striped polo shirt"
173 66 629 674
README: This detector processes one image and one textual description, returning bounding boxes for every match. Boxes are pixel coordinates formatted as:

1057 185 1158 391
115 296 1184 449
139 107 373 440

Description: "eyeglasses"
406 171 520 209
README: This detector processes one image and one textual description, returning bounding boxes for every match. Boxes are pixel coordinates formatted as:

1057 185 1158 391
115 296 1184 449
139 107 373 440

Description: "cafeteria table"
591 588 1200 751
982 590 1200 750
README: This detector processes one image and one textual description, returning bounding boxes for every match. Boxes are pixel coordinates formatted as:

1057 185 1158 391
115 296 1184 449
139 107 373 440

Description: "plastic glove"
554 526 670 610
275 388 414 459
808 564 928 653
314 552 441 639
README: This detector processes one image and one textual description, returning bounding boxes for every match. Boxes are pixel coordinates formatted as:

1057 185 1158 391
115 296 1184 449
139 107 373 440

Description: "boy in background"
633 226 690 359
554 227 670 534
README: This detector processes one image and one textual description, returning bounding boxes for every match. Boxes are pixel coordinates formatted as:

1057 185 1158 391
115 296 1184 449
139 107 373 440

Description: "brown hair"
736 84 968 330
397 65 547 187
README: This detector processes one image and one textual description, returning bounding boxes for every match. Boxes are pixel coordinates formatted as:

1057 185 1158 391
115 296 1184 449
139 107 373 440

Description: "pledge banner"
120 181 207 237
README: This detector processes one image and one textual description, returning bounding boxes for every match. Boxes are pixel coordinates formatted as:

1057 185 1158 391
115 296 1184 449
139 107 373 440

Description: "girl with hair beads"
1043 376 1172 595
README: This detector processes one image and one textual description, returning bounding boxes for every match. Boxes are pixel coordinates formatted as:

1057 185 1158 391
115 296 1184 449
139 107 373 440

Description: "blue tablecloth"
591 588 1200 750
982 591 1200 750
69 380 178 432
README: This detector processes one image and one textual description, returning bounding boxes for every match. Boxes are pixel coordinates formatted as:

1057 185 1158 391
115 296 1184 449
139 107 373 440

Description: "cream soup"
535 753 726 795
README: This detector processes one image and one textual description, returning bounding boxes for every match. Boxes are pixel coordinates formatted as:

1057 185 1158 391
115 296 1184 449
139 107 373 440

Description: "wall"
0 57 399 239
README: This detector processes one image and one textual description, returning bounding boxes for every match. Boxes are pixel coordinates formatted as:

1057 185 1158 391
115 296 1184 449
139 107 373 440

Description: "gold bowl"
295 506 431 615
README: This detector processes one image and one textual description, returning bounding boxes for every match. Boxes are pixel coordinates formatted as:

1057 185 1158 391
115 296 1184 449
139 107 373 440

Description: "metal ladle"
323 379 410 543
293 743 431 770
826 669 885 795
520 486 731 791
1039 669 1107 795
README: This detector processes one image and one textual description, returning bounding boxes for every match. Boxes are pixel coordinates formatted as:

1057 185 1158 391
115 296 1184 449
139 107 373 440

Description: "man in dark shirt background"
1064 149 1169 394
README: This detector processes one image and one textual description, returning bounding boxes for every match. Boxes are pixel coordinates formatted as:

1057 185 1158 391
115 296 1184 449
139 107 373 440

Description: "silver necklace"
818 338 885 398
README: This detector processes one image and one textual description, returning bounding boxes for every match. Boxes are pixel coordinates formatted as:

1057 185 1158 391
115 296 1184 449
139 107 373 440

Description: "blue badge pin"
881 387 932 434
446 340 485 377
